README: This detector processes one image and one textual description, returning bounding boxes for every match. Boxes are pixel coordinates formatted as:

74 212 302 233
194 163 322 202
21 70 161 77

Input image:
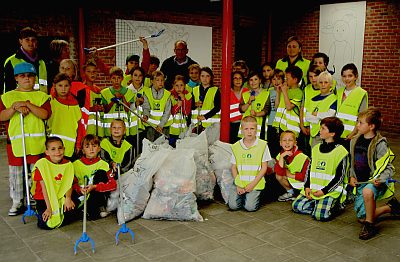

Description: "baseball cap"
126 54 140 64
14 62 37 76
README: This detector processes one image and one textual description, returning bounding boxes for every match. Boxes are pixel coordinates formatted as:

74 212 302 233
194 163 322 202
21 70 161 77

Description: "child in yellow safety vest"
292 117 349 221
272 66 303 139
228 116 272 212
274 130 310 202
304 71 337 148
46 73 85 160
348 107 397 240
336 63 368 149
169 75 192 147
101 66 135 138
191 67 221 134
238 71 271 140
0 62 51 216
31 137 79 229
100 119 135 174
142 70 172 142
73 134 116 220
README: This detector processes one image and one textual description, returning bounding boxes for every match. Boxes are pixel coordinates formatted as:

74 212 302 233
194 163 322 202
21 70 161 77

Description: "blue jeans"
228 184 262 212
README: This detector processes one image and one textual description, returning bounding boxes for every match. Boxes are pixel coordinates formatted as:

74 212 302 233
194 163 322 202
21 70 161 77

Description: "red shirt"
274 148 309 182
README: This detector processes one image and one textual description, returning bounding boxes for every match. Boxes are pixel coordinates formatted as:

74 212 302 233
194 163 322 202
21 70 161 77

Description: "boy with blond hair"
228 116 272 211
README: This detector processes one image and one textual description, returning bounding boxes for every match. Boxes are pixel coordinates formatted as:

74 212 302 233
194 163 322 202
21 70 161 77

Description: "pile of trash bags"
107 123 232 224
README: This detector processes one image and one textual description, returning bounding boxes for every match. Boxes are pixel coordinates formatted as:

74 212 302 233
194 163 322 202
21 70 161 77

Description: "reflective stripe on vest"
336 87 368 138
309 94 337 137
371 148 396 200
238 89 270 139
276 151 309 189
101 88 135 136
232 139 267 190
3 90 49 156
192 86 220 127
308 144 348 200
47 99 81 157
144 88 173 127
303 84 322 127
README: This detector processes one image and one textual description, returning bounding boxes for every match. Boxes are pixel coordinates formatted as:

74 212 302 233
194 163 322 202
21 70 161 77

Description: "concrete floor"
1 132 400 262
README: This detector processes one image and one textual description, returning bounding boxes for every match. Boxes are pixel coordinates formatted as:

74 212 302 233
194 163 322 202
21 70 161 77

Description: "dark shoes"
386 197 400 216
359 222 378 240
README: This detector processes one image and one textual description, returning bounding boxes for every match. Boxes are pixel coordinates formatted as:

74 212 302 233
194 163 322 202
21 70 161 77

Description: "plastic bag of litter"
176 132 215 200
143 148 203 221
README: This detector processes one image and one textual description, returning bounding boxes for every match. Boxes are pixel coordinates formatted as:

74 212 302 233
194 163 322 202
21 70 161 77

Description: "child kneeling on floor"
292 117 349 221
228 115 272 211
31 137 79 229
348 107 397 240
73 134 116 220
274 130 310 202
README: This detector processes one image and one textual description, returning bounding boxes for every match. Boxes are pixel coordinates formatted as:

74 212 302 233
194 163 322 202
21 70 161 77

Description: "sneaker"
8 202 24 216
278 192 295 202
100 211 111 218
386 197 400 216
359 222 378 240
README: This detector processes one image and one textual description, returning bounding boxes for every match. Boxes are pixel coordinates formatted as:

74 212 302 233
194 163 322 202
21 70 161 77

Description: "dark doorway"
234 27 262 73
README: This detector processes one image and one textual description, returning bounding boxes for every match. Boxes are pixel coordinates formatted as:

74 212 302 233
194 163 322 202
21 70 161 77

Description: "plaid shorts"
292 194 338 221
8 164 34 203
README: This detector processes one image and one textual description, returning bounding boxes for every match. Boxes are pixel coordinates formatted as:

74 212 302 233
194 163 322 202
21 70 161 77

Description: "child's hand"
195 101 203 108
301 126 310 136
305 188 312 200
142 115 148 122
136 97 144 106
250 110 257 116
245 181 257 192
85 184 97 193
156 125 163 133
373 179 381 186
236 186 245 195
197 115 205 121
112 162 117 171
177 100 183 107
42 208 52 222
64 197 75 211
115 93 123 99
312 190 324 198
349 177 358 187
281 150 293 158
281 82 289 92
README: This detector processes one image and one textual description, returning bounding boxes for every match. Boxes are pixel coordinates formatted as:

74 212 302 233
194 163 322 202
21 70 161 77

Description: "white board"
319 1 366 86
115 19 212 71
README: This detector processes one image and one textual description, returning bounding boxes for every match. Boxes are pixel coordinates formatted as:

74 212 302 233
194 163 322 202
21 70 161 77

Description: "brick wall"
269 1 400 133
1 1 399 133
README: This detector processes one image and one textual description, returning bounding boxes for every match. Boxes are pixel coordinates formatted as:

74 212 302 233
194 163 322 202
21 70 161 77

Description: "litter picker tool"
135 94 142 158
20 113 38 224
84 29 165 53
110 97 169 139
356 178 399 185
115 163 135 245
74 176 95 255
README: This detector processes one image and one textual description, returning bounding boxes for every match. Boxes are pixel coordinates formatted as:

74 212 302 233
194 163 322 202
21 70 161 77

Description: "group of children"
227 54 397 240
1 43 397 241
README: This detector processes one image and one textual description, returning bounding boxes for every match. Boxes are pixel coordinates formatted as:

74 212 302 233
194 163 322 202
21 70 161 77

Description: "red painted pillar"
78 8 86 79
220 0 233 143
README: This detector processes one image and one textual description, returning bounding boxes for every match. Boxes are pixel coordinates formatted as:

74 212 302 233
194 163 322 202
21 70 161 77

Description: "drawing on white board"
319 2 366 86
115 19 212 70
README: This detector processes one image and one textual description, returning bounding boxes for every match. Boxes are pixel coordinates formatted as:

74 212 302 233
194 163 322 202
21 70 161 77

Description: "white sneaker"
8 201 23 216
278 192 295 202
